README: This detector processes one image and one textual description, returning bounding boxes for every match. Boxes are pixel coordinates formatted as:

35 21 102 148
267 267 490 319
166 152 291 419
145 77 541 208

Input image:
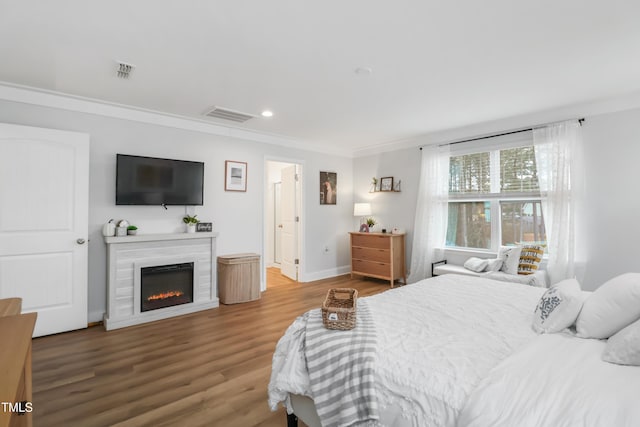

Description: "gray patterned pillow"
532 278 586 333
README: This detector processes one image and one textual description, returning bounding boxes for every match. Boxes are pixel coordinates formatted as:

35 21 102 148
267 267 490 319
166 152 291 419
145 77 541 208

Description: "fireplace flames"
147 290 184 301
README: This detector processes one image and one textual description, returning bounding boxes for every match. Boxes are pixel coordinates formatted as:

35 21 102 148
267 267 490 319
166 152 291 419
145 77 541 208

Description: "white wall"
0 99 353 322
354 106 640 291
352 148 422 268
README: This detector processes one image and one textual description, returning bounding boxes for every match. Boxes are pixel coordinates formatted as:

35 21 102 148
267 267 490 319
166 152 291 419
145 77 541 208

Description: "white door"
280 165 298 281
274 182 282 264
0 123 89 337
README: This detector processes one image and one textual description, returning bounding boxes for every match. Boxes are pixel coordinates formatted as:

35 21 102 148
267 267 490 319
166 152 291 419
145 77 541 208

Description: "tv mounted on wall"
116 154 204 206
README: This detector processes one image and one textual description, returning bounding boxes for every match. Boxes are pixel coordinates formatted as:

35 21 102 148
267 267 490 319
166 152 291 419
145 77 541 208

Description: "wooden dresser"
0 298 36 427
349 232 406 287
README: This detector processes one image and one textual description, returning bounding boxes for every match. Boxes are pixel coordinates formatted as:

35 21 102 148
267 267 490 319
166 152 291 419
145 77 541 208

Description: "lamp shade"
353 203 372 216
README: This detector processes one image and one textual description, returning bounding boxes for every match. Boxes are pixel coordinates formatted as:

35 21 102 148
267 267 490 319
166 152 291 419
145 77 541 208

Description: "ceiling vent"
204 106 256 123
116 61 135 79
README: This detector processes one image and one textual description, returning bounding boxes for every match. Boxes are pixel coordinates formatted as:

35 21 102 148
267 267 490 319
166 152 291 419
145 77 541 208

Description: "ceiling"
1 1 640 154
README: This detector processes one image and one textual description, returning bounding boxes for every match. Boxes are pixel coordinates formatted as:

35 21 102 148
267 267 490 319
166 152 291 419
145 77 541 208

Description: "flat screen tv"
116 154 204 206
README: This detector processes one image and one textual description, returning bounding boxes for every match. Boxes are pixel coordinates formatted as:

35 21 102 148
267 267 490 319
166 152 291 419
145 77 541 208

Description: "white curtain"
533 120 586 285
408 143 450 283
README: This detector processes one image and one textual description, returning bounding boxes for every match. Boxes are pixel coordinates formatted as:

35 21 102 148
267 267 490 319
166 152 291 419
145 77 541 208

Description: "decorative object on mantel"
127 225 138 235
183 215 199 233
353 203 372 230
225 160 248 192
196 222 213 232
320 171 337 205
102 219 116 237
369 176 402 193
116 219 129 237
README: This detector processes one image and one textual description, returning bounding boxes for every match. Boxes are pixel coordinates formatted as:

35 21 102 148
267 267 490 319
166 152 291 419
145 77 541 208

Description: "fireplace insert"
140 262 194 312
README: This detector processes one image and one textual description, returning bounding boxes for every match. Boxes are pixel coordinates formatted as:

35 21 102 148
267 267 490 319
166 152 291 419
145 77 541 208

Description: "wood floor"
31 269 390 427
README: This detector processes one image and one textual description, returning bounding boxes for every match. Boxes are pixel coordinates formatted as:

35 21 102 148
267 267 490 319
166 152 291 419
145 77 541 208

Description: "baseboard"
300 265 351 282
89 310 105 324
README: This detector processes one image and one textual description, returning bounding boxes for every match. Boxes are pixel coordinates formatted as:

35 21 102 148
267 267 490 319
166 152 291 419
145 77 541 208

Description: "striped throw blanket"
304 300 380 427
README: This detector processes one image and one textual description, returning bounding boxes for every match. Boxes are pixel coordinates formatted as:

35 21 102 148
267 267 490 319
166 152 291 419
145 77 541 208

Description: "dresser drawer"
351 234 390 249
352 246 390 263
352 259 391 278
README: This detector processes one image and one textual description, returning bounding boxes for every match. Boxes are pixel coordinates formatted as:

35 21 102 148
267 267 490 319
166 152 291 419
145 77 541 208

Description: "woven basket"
322 288 358 330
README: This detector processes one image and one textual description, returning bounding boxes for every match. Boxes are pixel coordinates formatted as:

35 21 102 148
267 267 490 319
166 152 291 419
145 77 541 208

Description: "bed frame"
286 394 321 427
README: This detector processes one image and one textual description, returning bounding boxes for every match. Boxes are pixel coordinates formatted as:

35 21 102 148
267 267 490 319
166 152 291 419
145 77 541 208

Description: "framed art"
380 176 394 192
225 161 247 192
320 171 337 205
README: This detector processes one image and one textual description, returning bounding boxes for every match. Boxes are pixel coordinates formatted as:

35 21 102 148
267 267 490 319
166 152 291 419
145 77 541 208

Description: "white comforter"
269 274 545 426
458 332 640 427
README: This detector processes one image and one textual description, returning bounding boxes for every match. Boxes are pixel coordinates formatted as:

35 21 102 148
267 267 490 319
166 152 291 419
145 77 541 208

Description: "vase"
186 224 196 233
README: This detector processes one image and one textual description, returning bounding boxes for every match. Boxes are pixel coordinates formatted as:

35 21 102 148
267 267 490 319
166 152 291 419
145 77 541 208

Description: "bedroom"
1 1 640 426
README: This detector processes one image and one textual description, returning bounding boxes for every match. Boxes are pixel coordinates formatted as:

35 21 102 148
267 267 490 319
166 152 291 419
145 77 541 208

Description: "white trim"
263 155 306 289
300 265 351 283
0 81 352 157
104 300 219 331
351 89 640 157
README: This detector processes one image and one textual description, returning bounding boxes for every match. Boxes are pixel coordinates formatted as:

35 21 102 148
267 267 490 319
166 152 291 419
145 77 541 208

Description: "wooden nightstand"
349 232 406 287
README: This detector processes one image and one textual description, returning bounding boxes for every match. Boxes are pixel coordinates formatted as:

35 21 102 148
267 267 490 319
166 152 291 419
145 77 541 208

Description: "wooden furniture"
0 298 36 427
349 232 406 287
0 298 21 317
217 253 261 304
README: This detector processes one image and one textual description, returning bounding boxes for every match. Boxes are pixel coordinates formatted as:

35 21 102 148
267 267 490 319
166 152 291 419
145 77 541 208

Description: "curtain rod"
419 118 585 150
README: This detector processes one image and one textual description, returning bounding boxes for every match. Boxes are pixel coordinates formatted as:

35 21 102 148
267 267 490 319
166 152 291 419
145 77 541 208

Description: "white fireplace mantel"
104 232 219 330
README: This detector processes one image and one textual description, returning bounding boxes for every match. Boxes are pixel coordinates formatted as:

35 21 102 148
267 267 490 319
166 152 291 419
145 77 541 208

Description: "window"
446 144 546 251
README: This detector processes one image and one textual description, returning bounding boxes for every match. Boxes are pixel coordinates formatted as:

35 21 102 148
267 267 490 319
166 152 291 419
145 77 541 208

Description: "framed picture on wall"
380 176 394 192
225 160 247 192
320 171 337 205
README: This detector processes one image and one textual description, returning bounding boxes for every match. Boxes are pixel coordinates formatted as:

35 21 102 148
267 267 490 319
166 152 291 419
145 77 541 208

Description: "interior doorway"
265 159 303 288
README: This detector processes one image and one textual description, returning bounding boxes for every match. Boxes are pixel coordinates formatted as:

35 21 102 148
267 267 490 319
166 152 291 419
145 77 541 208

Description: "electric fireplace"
140 262 194 312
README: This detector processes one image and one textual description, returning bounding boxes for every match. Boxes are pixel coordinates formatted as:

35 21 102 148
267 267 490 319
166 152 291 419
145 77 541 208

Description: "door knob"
77 238 86 245
278 224 283 228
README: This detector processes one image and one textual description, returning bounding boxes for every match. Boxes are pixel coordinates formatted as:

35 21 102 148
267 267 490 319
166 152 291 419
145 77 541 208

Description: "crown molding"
0 82 352 157
351 89 640 158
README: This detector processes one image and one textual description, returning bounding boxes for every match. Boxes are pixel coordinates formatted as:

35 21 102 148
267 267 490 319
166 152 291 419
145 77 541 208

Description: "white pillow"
497 246 522 275
463 257 489 273
484 258 503 272
602 318 640 366
532 278 586 333
576 273 640 339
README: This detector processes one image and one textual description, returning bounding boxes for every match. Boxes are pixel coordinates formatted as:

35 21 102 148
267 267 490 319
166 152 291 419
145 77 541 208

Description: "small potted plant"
127 225 138 236
183 215 199 233
366 217 376 231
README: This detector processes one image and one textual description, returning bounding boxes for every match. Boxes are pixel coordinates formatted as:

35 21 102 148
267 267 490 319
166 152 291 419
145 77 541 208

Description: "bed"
268 274 640 427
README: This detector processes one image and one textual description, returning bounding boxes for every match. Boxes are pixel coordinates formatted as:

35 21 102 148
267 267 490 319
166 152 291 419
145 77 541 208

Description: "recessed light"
261 110 274 118
354 66 373 76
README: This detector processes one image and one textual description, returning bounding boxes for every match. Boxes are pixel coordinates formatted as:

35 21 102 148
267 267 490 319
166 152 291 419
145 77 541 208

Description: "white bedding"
269 274 545 426
457 332 640 427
